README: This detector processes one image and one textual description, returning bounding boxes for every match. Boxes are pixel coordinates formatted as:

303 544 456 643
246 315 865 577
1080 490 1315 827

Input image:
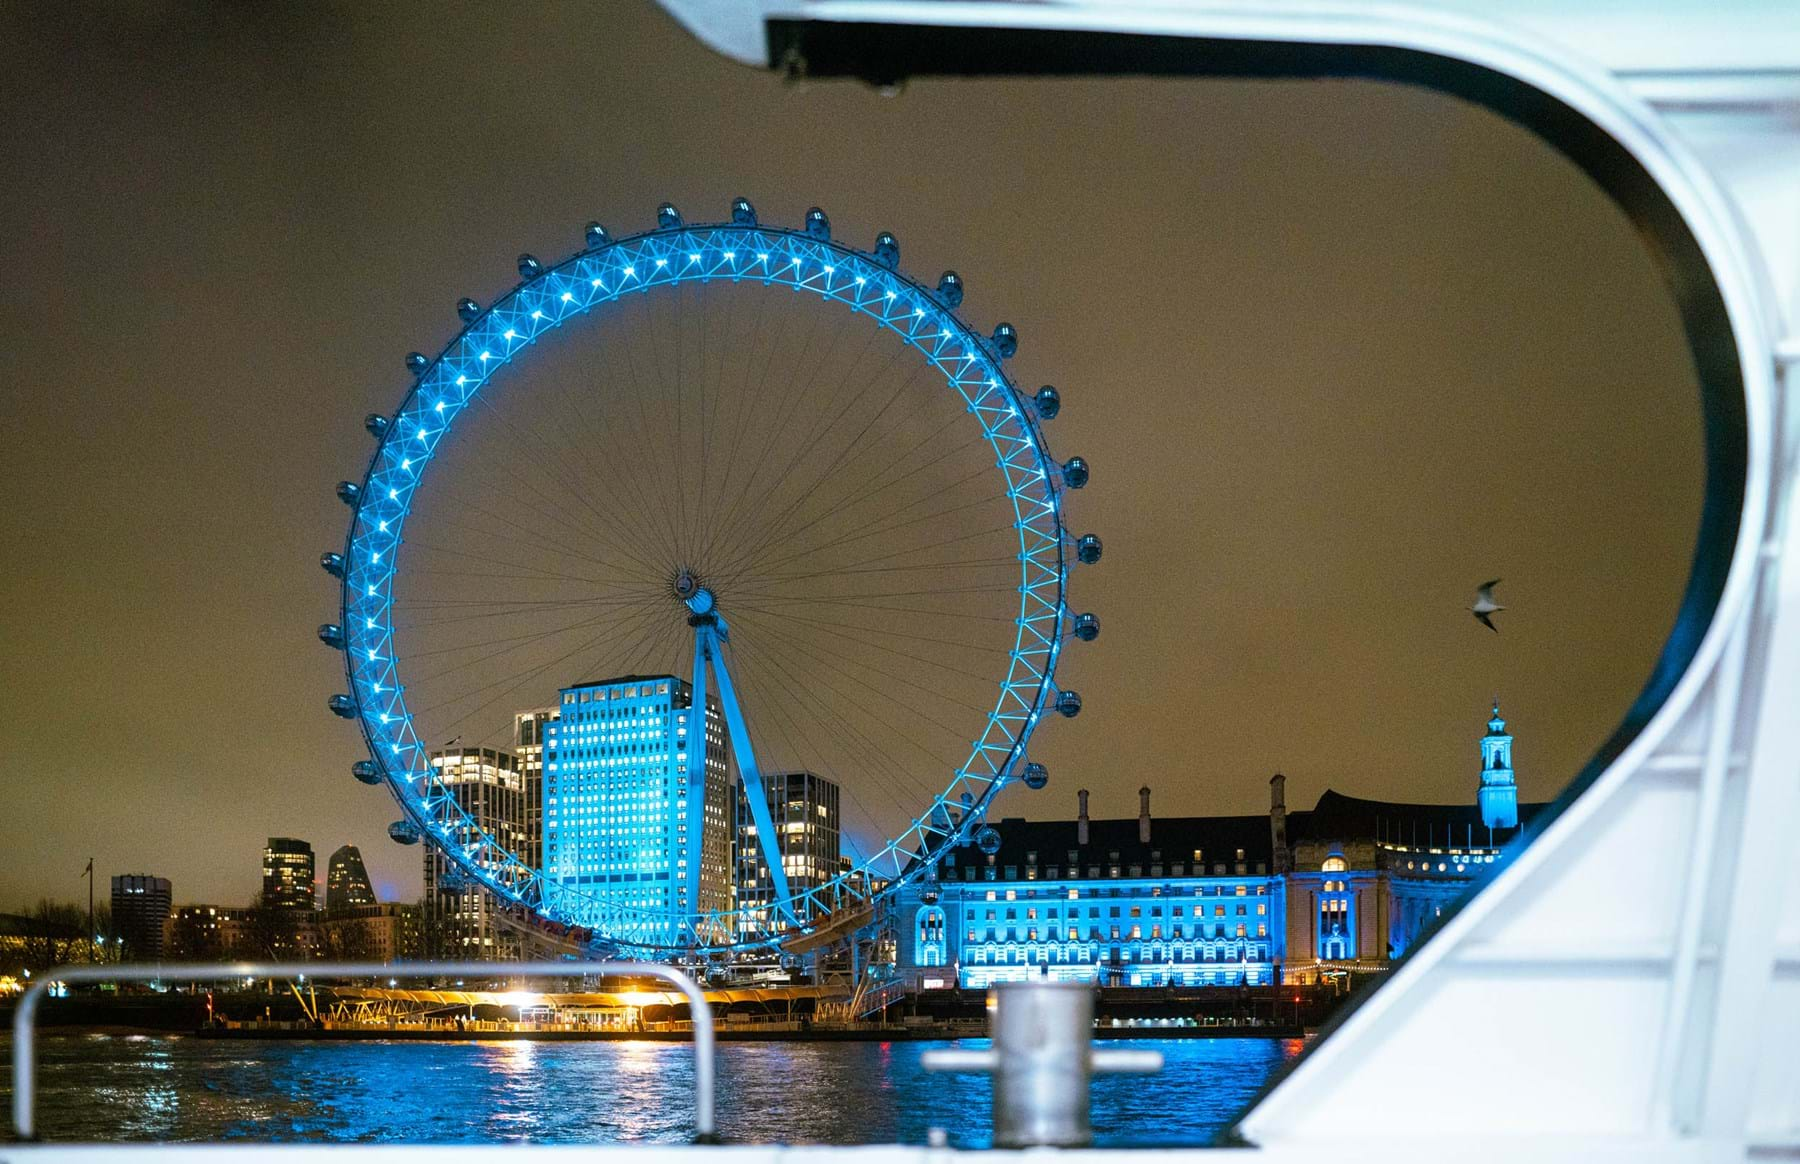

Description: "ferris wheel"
320 199 1100 955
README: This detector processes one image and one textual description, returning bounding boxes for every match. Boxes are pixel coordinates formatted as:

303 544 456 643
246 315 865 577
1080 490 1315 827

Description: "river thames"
4 1035 1300 1146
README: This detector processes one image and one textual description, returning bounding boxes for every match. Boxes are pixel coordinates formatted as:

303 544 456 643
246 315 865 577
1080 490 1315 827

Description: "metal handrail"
10 960 715 1143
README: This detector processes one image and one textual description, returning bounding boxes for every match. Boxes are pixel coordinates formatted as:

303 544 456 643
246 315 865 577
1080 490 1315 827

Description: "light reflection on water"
2 1035 1300 1146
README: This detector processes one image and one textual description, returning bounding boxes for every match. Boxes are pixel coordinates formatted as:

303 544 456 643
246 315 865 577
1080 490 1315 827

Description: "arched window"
1322 855 1349 873
914 906 947 967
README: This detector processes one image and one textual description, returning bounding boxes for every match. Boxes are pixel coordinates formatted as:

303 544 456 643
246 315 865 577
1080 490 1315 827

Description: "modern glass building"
542 674 730 946
422 746 526 960
514 707 558 873
324 843 378 912
734 770 841 940
261 838 315 912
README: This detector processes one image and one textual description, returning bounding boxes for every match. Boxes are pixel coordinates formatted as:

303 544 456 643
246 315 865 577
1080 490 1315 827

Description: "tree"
323 918 378 962
168 909 228 963
232 894 313 961
20 899 88 971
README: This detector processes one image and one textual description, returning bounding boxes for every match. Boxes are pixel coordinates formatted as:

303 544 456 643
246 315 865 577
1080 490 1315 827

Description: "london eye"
320 200 1099 956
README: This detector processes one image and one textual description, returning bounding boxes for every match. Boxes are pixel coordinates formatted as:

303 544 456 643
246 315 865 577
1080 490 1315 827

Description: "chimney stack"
1077 788 1090 846
1270 772 1290 873
1138 786 1152 844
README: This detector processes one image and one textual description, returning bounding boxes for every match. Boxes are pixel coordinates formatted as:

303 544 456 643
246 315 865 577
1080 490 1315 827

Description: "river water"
2 1035 1300 1146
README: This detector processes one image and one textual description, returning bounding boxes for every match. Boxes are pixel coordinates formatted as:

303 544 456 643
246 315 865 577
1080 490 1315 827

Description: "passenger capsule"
1062 456 1090 490
328 693 357 719
457 297 482 323
805 207 831 240
976 826 1002 856
1056 690 1083 718
1022 762 1050 790
1076 533 1103 565
960 791 975 807
405 352 429 376
318 623 346 650
1034 385 1061 421
585 221 611 249
657 202 683 229
320 551 346 579
364 413 390 439
1073 611 1100 642
387 820 422 845
351 760 383 785
335 481 361 506
991 323 1018 359
937 271 964 308
517 253 543 280
873 232 899 268
731 197 757 225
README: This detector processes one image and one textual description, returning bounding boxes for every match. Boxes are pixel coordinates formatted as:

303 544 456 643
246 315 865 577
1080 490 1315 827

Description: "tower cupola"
1477 701 1519 830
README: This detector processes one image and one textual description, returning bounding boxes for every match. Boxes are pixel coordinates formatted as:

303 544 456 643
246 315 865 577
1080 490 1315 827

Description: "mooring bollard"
921 980 1162 1147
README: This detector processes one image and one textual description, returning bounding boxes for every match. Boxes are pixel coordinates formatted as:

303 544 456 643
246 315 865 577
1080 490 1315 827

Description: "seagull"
1470 579 1504 633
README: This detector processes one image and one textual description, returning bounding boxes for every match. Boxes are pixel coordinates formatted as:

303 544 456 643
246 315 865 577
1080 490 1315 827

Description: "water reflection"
2 1035 1299 1146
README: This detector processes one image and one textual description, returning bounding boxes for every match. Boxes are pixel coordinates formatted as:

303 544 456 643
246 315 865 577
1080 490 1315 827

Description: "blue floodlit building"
897 704 1541 987
542 674 731 945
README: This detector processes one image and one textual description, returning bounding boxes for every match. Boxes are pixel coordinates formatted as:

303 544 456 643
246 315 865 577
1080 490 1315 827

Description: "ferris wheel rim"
329 209 1082 954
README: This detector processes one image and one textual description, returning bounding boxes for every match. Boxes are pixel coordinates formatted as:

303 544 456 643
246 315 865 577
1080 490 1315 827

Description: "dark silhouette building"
110 874 172 961
325 844 378 913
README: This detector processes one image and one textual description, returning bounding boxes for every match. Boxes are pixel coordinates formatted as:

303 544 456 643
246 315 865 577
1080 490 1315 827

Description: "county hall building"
896 705 1540 988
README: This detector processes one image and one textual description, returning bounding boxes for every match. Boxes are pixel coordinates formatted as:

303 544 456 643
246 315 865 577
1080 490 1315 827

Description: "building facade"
110 875 172 961
896 706 1539 987
262 838 316 912
319 903 421 962
165 904 247 961
325 844 378 913
541 675 730 946
898 787 1286 989
733 770 842 941
515 707 558 873
423 746 527 960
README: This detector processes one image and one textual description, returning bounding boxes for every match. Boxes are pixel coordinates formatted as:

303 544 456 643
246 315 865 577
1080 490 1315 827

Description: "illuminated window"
1322 856 1349 873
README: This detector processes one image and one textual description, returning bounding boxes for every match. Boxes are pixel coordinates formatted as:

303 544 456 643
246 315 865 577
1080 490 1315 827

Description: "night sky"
1 3 1703 909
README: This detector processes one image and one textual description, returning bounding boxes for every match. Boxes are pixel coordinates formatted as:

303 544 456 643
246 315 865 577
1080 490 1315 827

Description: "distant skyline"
1 3 1701 907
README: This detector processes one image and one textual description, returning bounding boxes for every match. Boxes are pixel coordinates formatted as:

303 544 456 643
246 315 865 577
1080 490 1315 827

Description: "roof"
948 812 1276 871
563 673 680 691
1288 789 1550 847
923 785 1552 876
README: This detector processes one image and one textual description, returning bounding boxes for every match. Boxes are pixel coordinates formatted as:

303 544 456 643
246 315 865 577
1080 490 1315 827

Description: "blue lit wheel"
322 200 1097 955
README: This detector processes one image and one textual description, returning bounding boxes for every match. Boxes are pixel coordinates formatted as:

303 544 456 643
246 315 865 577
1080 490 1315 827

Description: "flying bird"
1471 579 1504 633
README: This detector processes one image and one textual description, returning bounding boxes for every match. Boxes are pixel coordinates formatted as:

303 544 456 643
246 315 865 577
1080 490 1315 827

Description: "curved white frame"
659 0 1800 1153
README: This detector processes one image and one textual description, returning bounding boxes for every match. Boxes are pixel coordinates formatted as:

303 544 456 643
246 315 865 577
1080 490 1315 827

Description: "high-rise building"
110 875 172 961
262 838 316 912
542 675 730 947
325 844 379 913
514 707 558 872
422 745 526 960
734 771 841 939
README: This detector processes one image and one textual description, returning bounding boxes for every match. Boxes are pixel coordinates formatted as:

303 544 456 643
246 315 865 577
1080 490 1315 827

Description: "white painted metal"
646 2 1800 1158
